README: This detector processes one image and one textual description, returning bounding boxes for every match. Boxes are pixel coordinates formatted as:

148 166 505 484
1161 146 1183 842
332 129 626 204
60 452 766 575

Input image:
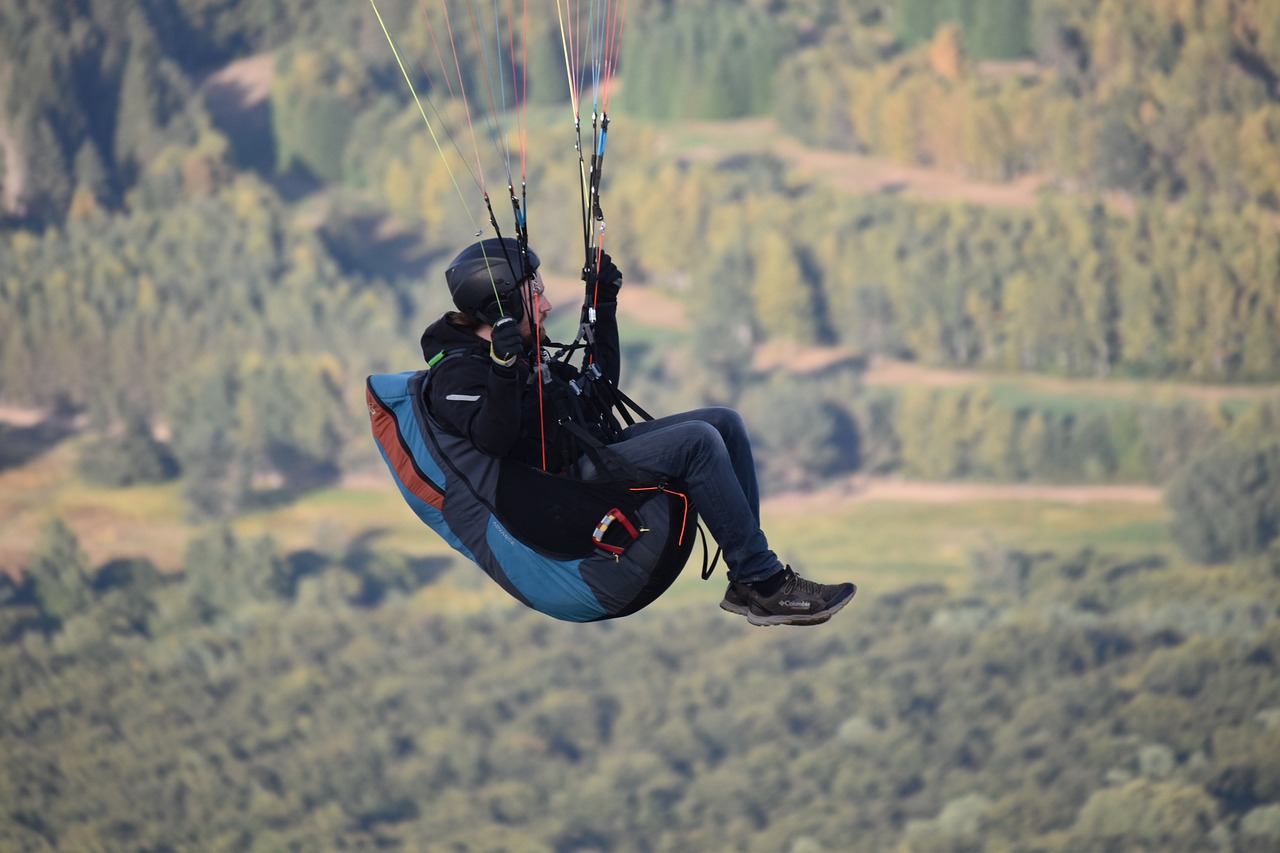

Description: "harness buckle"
592 507 641 556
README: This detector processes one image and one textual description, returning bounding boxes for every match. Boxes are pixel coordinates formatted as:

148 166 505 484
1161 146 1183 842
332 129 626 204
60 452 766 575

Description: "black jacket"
418 299 621 473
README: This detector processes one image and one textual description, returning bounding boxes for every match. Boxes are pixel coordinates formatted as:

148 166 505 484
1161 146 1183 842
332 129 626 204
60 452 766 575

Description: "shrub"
1164 438 1280 563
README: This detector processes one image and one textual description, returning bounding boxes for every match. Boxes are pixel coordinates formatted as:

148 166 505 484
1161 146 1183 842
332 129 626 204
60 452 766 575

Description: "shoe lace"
780 569 824 598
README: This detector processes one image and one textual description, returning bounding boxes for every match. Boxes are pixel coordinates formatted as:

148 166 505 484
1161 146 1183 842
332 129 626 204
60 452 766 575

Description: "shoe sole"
747 583 857 627
719 600 750 616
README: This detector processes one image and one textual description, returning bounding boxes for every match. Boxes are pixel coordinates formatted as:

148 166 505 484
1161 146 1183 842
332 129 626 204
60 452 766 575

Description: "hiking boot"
720 581 751 616
747 567 856 627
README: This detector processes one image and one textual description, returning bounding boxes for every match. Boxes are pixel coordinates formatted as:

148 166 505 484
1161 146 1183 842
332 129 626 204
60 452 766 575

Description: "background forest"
2 0 1280 851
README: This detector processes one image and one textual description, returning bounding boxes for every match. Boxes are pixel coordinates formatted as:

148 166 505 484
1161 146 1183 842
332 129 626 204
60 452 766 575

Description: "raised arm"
585 252 624 386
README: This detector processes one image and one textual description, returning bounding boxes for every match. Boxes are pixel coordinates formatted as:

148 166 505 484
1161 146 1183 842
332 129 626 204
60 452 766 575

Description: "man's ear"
477 293 521 326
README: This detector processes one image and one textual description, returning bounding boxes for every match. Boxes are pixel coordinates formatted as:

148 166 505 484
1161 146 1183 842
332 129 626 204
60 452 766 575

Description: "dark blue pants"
581 407 782 584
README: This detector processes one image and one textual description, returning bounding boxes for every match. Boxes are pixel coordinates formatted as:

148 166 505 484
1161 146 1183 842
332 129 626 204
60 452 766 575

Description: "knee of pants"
677 420 729 463
702 406 749 443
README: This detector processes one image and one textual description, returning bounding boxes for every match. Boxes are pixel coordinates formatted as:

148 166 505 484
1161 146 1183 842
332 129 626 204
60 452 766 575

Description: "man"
419 237 856 626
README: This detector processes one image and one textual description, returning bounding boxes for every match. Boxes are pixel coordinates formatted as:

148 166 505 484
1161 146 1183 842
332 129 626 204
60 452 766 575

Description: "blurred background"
2 0 1279 850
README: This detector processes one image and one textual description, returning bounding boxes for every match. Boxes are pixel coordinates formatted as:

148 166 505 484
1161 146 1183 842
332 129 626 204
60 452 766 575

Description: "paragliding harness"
365 0 716 621
366 343 721 622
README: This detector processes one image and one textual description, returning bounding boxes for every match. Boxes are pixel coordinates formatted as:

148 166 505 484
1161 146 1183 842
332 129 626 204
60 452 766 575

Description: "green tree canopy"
27 517 94 626
1164 435 1280 563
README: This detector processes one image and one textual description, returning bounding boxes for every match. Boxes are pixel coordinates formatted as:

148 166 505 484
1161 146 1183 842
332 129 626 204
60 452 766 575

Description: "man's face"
517 271 552 342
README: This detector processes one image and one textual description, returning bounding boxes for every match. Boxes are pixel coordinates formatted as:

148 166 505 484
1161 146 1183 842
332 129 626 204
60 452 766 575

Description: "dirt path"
0 404 46 427
202 52 274 108
664 117 1052 210
770 132 1051 209
862 356 1280 403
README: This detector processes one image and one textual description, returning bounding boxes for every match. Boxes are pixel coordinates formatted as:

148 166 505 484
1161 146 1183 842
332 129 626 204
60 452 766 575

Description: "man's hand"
585 251 622 303
489 316 523 369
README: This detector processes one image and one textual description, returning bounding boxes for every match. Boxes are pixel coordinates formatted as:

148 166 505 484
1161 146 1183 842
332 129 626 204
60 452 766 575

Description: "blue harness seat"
366 369 697 622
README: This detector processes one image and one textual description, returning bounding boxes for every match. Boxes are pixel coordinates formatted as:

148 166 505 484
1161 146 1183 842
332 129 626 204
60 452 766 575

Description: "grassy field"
654 485 1173 607
238 476 1176 616
0 421 1177 621
862 356 1279 411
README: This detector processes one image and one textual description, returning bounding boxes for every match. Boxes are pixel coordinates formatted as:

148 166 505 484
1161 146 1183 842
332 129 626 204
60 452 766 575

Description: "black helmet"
445 237 540 325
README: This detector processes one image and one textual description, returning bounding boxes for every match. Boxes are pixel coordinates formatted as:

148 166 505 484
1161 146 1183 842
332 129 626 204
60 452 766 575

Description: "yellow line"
369 0 480 234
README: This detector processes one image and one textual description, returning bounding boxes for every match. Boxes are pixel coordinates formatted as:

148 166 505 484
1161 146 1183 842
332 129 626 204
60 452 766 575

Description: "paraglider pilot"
418 238 856 626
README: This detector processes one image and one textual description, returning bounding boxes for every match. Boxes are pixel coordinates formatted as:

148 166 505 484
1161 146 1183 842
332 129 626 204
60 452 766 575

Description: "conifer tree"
114 33 167 181
970 0 1032 60
620 2 785 120
751 230 812 342
270 45 374 183
20 115 73 222
896 0 941 48
69 141 113 218
166 359 250 520
28 517 94 626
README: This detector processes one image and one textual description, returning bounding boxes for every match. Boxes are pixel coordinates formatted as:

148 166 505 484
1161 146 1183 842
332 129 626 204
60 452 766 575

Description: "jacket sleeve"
429 355 524 457
590 298 622 387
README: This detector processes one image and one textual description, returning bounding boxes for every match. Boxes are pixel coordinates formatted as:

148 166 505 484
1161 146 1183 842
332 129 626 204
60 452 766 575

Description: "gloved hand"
585 251 622 303
489 316 523 369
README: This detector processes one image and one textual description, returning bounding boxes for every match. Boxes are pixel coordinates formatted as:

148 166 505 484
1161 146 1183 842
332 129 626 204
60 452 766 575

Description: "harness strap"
697 524 723 580
601 381 654 426
556 417 649 483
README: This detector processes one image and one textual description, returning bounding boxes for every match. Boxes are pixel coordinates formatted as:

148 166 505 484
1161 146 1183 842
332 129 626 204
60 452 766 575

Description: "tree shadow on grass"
240 458 344 513
0 419 77 475
319 208 437 280
284 528 453 606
